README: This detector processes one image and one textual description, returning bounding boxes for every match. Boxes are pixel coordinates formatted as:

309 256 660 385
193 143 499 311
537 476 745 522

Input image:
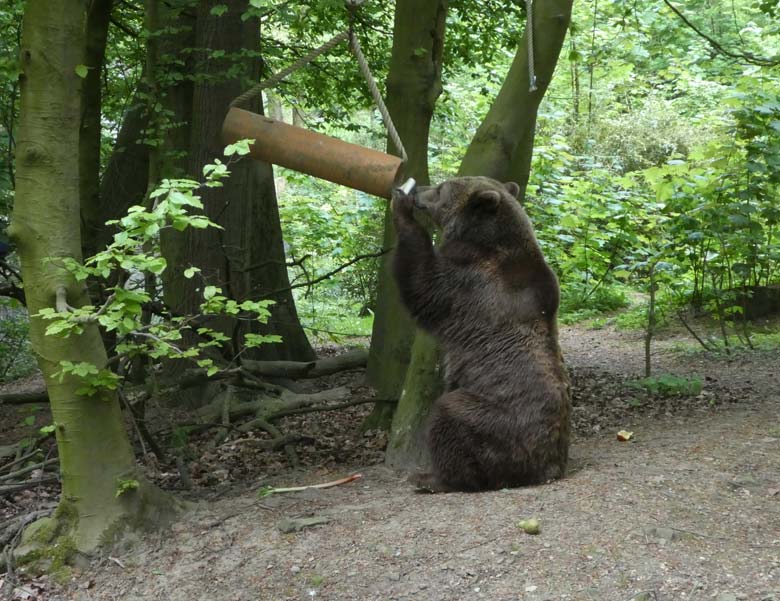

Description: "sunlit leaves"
37 145 281 396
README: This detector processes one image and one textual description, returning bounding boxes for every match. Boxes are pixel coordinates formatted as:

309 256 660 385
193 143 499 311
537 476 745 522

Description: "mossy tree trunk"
161 0 315 362
386 0 573 470
363 0 448 430
10 0 176 553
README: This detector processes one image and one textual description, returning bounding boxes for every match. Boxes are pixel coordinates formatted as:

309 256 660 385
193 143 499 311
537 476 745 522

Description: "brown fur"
391 176 570 492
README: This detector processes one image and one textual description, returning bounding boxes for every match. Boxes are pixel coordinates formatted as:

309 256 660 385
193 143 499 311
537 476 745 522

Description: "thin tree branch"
268 397 395 420
662 0 780 67
267 248 389 297
110 15 139 37
0 458 58 483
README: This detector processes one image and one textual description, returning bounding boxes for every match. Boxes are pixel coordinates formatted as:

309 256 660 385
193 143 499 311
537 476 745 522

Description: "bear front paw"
391 191 416 219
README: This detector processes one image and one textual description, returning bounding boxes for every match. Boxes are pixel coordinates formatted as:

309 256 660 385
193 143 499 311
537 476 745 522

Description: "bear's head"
413 176 536 251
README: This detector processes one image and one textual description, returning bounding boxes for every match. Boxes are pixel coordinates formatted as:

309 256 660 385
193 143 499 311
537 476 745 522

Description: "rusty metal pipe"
222 107 403 199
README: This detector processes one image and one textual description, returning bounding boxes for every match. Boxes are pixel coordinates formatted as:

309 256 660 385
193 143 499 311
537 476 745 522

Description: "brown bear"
391 176 570 492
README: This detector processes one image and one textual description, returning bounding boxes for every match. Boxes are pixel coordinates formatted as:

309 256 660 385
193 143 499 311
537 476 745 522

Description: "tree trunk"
266 91 284 121
364 0 448 431
10 0 176 554
161 0 315 362
92 87 150 254
386 0 573 470
91 1 195 257
79 0 113 257
645 264 656 377
461 1 573 196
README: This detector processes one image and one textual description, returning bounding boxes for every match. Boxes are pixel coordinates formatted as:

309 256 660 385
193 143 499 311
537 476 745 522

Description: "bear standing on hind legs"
391 176 571 492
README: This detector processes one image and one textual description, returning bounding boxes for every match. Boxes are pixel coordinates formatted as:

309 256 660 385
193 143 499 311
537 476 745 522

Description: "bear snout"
414 186 437 210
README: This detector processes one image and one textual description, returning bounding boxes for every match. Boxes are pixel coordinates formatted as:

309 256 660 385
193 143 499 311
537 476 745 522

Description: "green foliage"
115 478 140 497
56 362 121 396
36 143 280 394
295 297 374 342
627 374 703 397
520 3 780 330
2 0 780 372
0 302 36 382
613 300 672 331
558 284 629 324
278 171 384 336
0 0 24 222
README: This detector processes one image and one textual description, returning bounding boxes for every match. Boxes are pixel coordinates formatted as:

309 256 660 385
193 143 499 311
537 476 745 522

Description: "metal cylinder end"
396 178 417 196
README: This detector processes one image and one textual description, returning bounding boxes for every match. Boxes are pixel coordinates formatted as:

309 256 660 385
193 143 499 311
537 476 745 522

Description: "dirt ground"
7 323 780 600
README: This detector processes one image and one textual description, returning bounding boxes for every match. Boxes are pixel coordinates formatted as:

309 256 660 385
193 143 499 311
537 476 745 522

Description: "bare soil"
6 322 780 600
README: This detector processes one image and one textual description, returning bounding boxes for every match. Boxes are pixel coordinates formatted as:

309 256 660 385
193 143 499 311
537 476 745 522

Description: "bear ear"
469 189 501 213
504 182 520 198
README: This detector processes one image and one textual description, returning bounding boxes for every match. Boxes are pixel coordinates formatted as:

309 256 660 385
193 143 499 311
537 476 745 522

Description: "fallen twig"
108 556 126 569
258 473 362 497
0 458 59 483
0 476 59 498
269 397 394 420
1 449 43 473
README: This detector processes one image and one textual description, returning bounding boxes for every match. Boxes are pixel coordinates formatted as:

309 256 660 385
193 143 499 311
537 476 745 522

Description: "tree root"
195 384 351 425
0 507 55 549
0 389 49 405
240 348 368 379
169 350 385 468
178 349 368 389
193 383 351 466
0 477 59 498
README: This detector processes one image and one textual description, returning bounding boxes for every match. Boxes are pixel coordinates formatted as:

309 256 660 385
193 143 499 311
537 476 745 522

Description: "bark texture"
364 0 448 430
10 0 175 553
79 0 113 257
93 1 196 255
161 0 314 362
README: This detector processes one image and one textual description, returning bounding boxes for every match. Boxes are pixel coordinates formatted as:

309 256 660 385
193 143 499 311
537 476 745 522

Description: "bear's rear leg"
425 390 489 492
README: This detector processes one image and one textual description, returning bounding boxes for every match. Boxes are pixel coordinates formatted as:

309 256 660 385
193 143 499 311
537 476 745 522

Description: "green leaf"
224 139 254 157
147 257 168 275
75 64 89 78
115 478 140 497
210 4 228 16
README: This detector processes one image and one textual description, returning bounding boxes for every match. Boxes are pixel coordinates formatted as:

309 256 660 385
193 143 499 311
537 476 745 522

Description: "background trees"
1 0 779 561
